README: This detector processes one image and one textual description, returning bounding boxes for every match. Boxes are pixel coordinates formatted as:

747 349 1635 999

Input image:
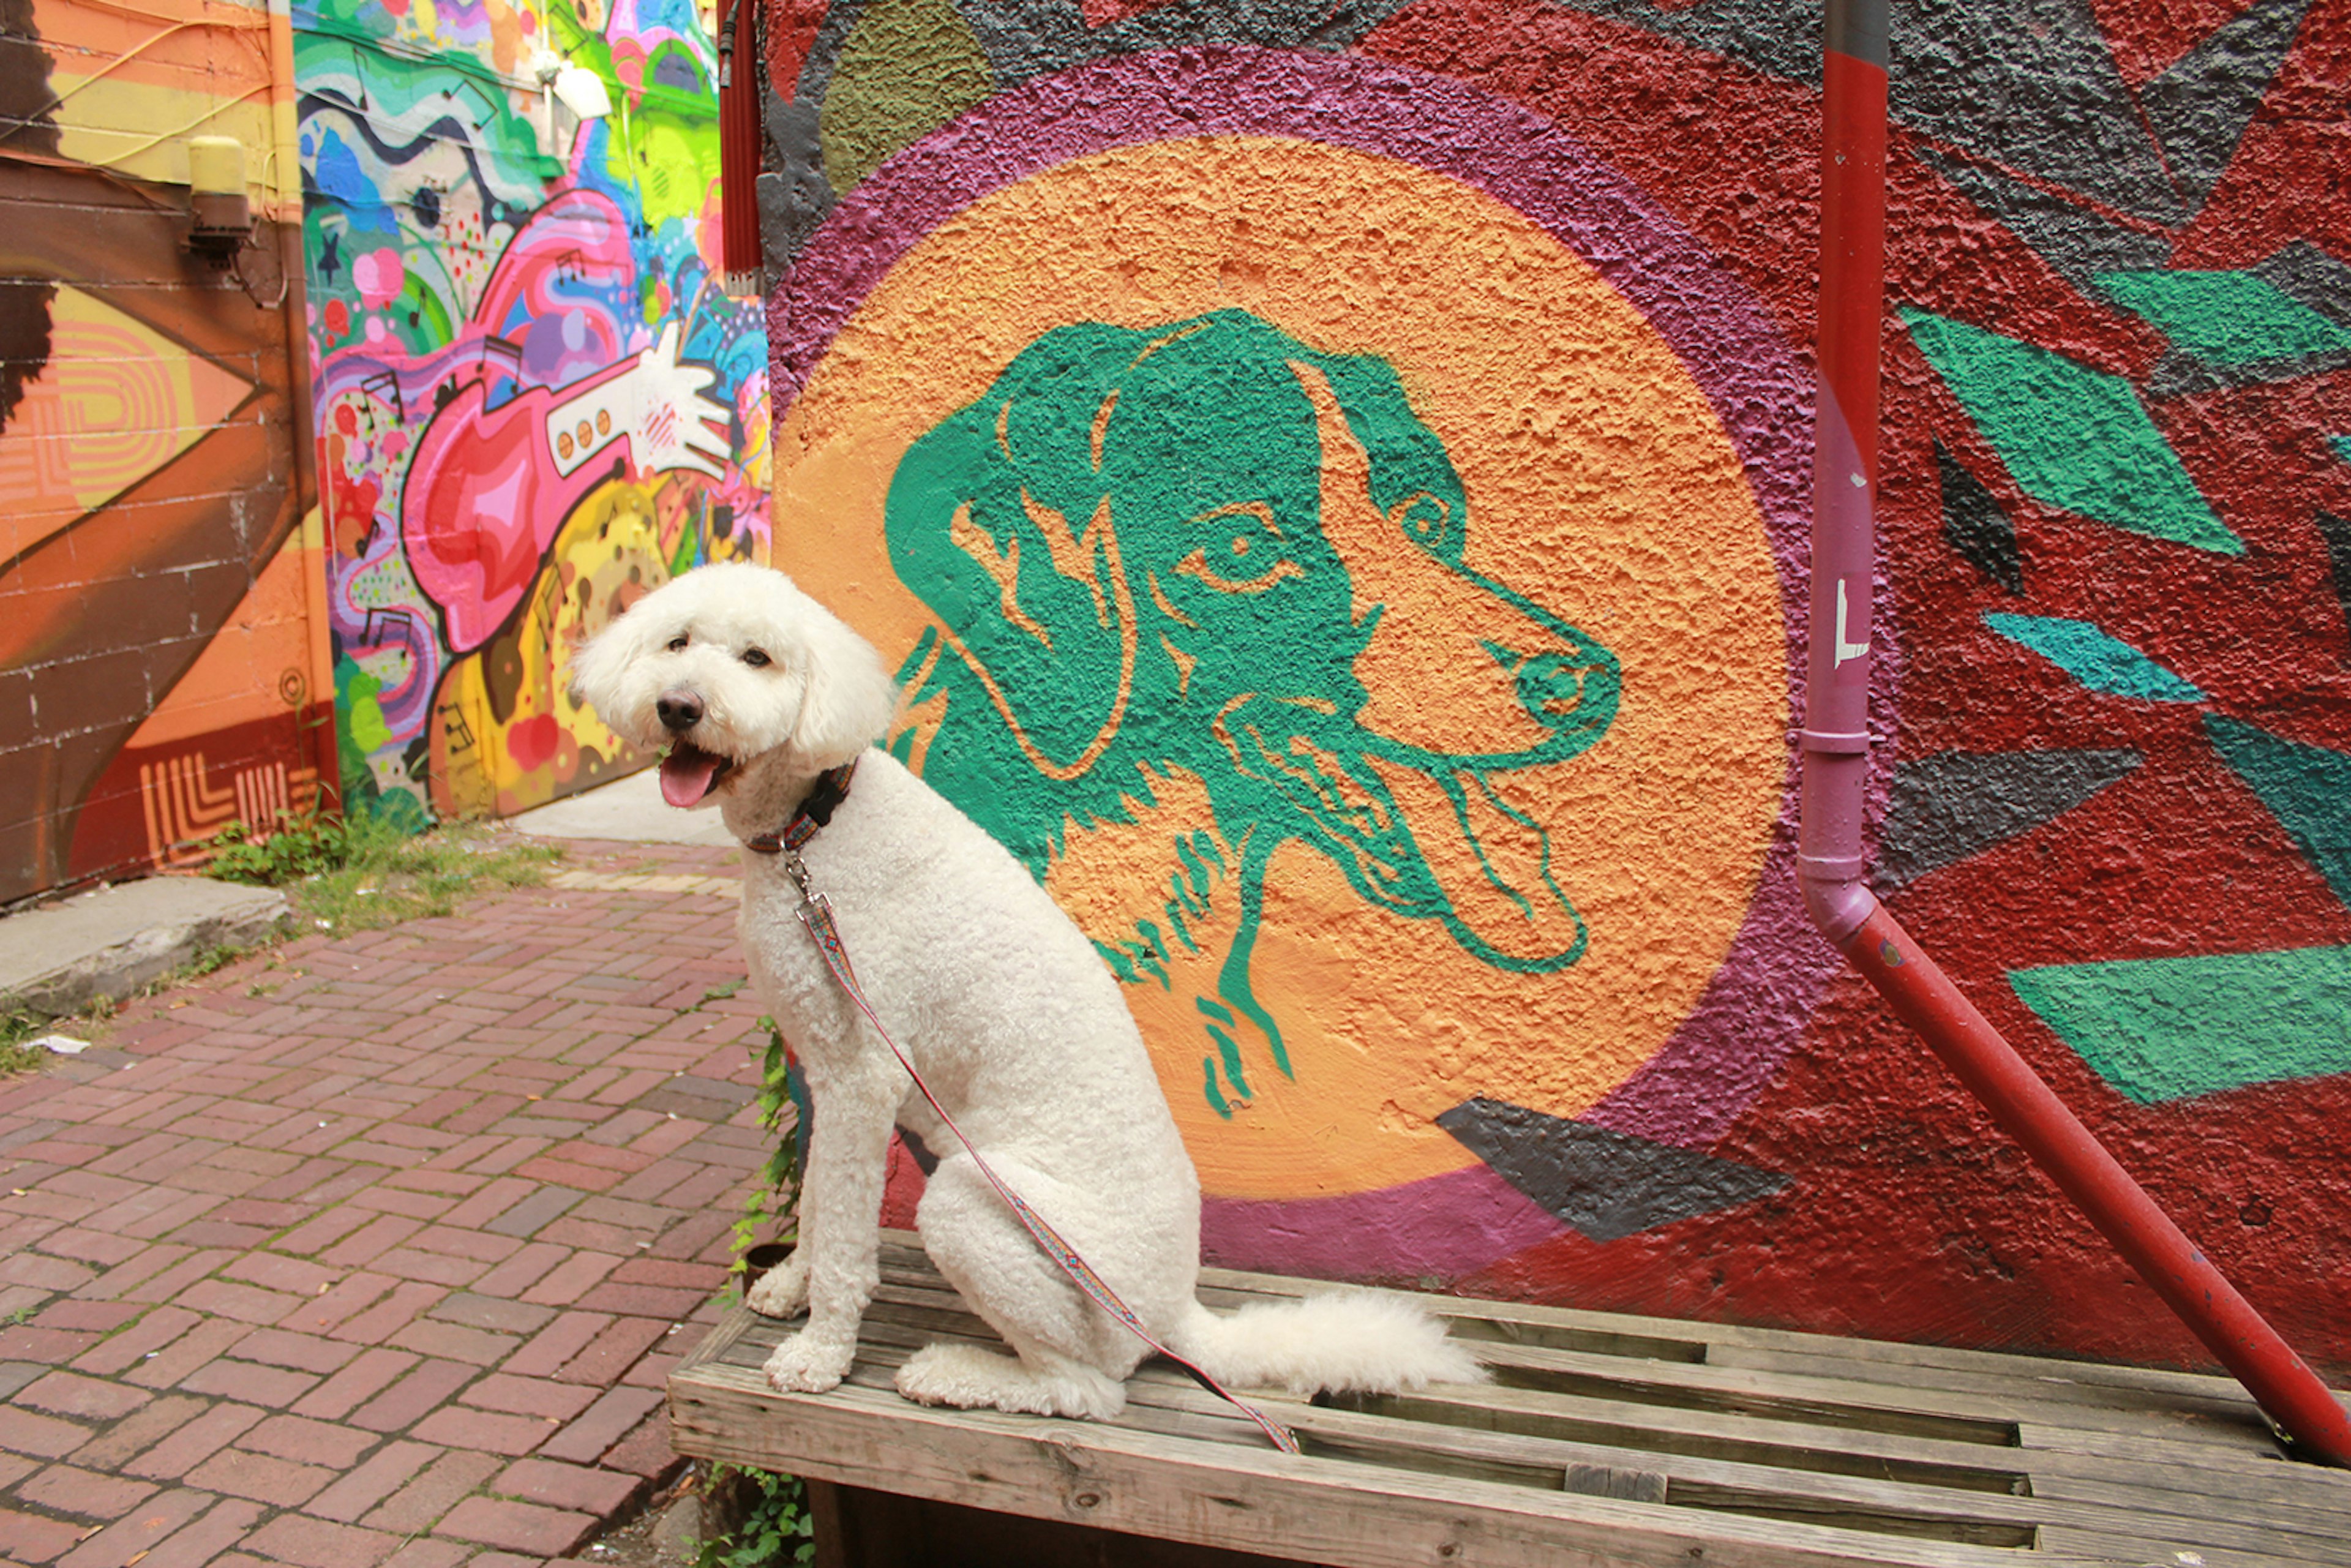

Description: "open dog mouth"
659 742 735 807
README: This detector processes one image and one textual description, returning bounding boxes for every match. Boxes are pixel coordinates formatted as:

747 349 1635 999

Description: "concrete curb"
0 875 291 1017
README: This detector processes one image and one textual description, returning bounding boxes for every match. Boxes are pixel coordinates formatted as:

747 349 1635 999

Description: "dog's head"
569 561 899 807
885 312 1618 966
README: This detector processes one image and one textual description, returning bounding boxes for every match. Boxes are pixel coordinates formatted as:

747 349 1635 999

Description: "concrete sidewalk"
1 880 293 1023
0 798 776 1567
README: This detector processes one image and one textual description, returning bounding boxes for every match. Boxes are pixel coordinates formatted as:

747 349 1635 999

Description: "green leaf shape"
2206 715 2351 910
2093 271 2351 366
1902 309 2241 553
2011 946 2351 1103
1981 613 2206 702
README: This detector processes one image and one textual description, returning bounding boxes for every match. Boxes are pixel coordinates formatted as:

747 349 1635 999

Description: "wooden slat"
858 1251 2351 1538
675 1315 2102 1568
677 1237 2351 1567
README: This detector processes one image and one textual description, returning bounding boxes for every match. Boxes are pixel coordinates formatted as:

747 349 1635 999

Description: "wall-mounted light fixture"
531 50 611 157
186 135 251 265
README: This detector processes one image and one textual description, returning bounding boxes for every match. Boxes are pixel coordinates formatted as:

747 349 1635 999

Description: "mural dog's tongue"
660 745 726 807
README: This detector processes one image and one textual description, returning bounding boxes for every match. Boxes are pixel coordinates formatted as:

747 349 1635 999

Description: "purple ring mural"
773 45 1896 1275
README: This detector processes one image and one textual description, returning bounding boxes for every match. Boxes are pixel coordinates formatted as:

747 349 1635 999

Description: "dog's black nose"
656 689 704 732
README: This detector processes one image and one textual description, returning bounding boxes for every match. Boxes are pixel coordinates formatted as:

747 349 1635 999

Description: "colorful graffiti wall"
0 0 329 906
298 0 769 827
757 0 2351 1373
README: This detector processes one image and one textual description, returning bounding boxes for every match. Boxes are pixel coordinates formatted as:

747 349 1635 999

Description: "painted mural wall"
0 0 329 906
756 0 2351 1375
297 0 769 828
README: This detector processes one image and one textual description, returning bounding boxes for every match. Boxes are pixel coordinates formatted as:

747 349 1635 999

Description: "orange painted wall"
0 0 328 903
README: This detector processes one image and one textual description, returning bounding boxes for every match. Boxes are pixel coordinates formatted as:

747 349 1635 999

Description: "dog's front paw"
763 1330 854 1394
744 1252 808 1319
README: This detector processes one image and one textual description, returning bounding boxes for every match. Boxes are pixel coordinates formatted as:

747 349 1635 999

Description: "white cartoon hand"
628 322 730 479
543 321 732 481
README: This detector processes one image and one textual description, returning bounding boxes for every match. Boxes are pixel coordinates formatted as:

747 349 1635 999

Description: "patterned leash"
748 767 1300 1454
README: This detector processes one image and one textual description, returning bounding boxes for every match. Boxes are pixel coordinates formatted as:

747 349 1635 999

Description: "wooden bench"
669 1232 2351 1567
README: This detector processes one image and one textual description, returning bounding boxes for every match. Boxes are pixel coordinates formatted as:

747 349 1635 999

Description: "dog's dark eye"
666 636 689 652
741 648 772 668
1179 502 1305 595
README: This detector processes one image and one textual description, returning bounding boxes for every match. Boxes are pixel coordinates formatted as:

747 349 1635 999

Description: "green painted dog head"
885 311 1621 1105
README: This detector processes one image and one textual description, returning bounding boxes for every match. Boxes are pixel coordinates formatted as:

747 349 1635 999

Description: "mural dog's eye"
741 648 772 668
666 636 689 652
1179 503 1306 595
1389 491 1454 555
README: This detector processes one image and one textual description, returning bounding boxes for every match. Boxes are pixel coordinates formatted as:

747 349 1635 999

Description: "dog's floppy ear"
884 327 1140 781
790 596 901 768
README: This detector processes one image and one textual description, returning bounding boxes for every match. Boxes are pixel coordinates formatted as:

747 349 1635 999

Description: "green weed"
206 812 355 884
0 1020 43 1078
696 1465 814 1568
729 1015 802 1278
2 986 117 1077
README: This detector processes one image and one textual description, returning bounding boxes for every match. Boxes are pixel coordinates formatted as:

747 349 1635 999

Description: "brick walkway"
0 839 775 1568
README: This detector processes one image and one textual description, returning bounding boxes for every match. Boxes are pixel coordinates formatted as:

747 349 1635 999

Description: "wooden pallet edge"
830 1283 2351 1521
667 1353 2110 1568
686 1297 2341 1568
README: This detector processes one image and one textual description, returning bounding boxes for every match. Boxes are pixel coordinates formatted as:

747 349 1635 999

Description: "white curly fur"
572 561 1486 1420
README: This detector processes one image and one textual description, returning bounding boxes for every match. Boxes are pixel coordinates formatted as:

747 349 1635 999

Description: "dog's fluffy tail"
1166 1291 1487 1397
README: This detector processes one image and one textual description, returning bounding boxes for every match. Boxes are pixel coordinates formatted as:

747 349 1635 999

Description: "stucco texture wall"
298 0 771 828
756 0 2351 1375
1 0 329 904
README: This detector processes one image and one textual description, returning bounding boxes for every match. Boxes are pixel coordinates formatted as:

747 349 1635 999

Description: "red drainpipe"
1802 0 2351 1466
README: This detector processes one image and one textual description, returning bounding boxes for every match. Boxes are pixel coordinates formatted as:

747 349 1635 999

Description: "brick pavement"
0 839 779 1568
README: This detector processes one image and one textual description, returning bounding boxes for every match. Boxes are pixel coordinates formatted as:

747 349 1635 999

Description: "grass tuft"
209 811 563 934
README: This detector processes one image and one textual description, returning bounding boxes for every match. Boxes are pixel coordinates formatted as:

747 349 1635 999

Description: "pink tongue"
660 748 723 807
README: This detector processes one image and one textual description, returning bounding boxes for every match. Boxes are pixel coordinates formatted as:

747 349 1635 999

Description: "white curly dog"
572 561 1483 1421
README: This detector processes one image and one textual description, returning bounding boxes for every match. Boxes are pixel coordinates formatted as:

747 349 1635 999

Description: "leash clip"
779 846 817 906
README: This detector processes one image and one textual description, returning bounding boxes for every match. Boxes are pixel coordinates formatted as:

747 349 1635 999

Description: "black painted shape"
1874 748 2142 891
2142 343 2351 401
1520 0 1825 84
1934 440 2023 595
896 1124 940 1176
2314 511 2351 655
0 276 55 435
1434 1097 1788 1244
1554 1 2181 222
0 0 60 160
2140 0 2312 215
2254 241 2351 328
1914 146 2171 294
936 0 1424 96
757 95 834 273
1888 0 2183 223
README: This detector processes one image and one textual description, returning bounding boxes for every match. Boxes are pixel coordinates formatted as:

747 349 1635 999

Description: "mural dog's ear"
887 348 1138 783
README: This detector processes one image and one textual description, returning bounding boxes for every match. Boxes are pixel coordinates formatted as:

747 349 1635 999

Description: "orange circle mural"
773 138 1785 1199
